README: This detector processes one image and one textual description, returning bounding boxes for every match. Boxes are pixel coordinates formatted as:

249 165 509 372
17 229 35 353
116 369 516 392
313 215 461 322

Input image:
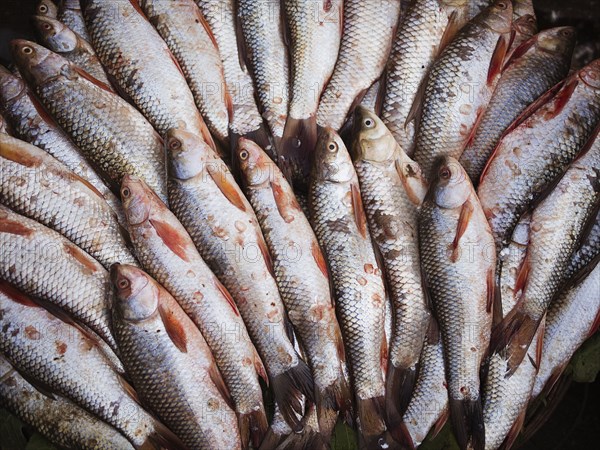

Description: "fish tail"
143 418 189 450
449 397 485 450
389 420 416 450
277 426 328 450
271 359 315 431
238 409 269 450
314 374 353 438
258 427 285 450
385 363 417 437
356 395 390 447
280 116 318 190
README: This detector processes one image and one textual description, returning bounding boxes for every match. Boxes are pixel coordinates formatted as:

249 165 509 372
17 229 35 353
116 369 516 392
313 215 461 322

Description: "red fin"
464 106 486 149
0 281 40 308
63 242 98 274
486 267 495 314
380 328 388 374
213 277 240 316
270 180 300 223
487 34 510 86
194 6 219 49
311 240 329 279
391 420 416 450
501 407 527 450
71 172 106 200
543 77 579 120
350 182 368 238
29 91 60 126
254 350 268 385
513 251 530 295
451 200 474 262
503 34 537 70
492 309 541 376
238 409 268 450
158 301 188 353
207 168 248 212
0 216 34 237
0 140 42 168
150 218 190 263
209 361 233 407
73 64 114 93
128 0 147 19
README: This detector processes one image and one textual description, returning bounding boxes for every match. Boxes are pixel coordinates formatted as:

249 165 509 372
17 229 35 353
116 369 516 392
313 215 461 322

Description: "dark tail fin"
238 409 268 450
385 364 418 442
356 395 390 448
449 397 485 450
391 420 416 450
277 425 328 450
315 375 352 439
280 116 318 192
144 418 189 450
272 359 315 431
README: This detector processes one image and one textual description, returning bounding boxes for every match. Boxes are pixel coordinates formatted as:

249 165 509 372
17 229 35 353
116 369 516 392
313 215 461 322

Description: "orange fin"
543 77 579 120
207 168 248 212
451 200 474 262
158 301 188 353
213 277 240 317
513 251 530 295
0 216 34 237
431 407 450 440
29 92 60 127
311 240 329 279
63 242 98 274
503 34 537 70
486 267 495 314
270 180 300 224
195 5 219 49
128 0 148 20
0 281 40 308
350 182 368 239
209 361 232 407
487 34 510 86
254 350 268 385
150 218 191 263
464 106 486 149
533 314 546 371
73 64 114 93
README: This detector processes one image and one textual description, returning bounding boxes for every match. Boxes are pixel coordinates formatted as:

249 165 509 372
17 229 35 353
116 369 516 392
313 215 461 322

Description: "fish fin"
270 180 302 223
564 252 600 290
271 359 315 431
207 165 248 212
404 76 427 130
464 106 486 150
277 422 328 450
194 5 219 49
280 116 318 189
253 349 269 386
256 231 276 278
385 364 417 438
487 34 510 86
500 407 527 450
533 314 546 371
105 72 135 105
380 327 389 374
239 409 268 450
356 396 388 448
315 375 352 437
431 408 450 440
257 426 285 450
145 418 190 450
234 3 249 73
0 281 40 308
311 240 329 279
17 369 58 400
350 182 368 239
449 397 485 450
492 275 504 329
486 266 495 315
574 122 600 163
28 92 61 126
149 218 191 263
503 34 537 71
542 77 580 121
157 301 188 353
118 374 141 404
438 10 462 53
209 361 233 407
513 251 530 296
391 420 416 450
72 64 114 93
213 276 240 317
63 241 99 274
451 200 474 262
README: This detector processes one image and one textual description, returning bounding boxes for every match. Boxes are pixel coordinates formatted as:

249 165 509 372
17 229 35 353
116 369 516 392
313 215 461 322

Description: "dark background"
0 1 598 449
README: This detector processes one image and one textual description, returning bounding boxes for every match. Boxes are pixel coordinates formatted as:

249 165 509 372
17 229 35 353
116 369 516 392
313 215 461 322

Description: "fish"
111 264 241 450
0 134 136 269
281 0 343 191
120 174 268 449
196 0 273 159
398 321 448 450
309 128 391 448
505 14 537 61
0 354 135 450
32 15 111 87
0 205 119 354
11 40 168 204
0 112 10 134
140 0 230 148
481 215 539 450
490 126 600 374
418 156 496 450
478 59 600 268
237 138 351 439
166 128 314 430
35 0 58 18
275 404 328 450
565 210 600 281
0 280 182 450
460 26 576 183
238 0 289 147
531 262 600 399
351 107 430 432
512 0 535 18
81 0 215 150
316 0 402 131
58 0 91 42
411 0 513 179
381 0 469 156
0 64 122 219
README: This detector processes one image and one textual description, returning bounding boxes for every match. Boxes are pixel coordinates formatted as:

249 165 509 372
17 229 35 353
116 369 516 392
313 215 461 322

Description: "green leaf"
331 421 358 450
570 332 600 383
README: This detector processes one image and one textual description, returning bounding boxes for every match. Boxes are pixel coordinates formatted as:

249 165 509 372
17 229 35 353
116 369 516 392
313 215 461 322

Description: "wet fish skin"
11 40 168 204
0 281 180 450
111 264 241 450
32 15 111 87
316 0 402 131
460 26 576 183
309 129 391 447
82 0 215 149
166 128 313 430
412 0 513 179
237 138 351 439
0 355 135 450
238 0 289 144
351 107 430 429
0 65 122 218
58 0 91 41
0 134 136 269
418 157 496 450
281 0 343 189
381 0 469 155
491 128 600 374
141 0 230 148
566 210 600 280
478 59 600 256
120 175 267 449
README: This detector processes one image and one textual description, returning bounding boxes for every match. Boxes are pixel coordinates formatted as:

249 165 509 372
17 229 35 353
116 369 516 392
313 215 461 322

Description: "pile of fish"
0 0 599 449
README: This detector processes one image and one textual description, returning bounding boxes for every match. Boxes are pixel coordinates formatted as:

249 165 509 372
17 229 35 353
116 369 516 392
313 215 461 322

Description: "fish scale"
317 0 401 131
58 0 90 42
565 210 600 280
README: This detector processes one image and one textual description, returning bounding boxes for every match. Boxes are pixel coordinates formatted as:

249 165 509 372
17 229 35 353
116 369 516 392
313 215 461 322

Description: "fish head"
513 14 537 38
313 128 355 184
428 157 472 209
482 0 513 34
238 138 272 188
0 65 26 103
32 16 78 53
512 0 535 19
120 175 155 227
352 106 397 164
36 0 58 17
111 264 159 322
536 27 576 56
166 128 210 181
579 59 600 89
10 40 67 87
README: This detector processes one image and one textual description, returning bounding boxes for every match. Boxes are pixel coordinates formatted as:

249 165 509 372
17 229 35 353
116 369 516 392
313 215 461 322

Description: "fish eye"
497 1 508 9
363 118 375 128
561 29 573 37
118 278 129 289
439 166 452 180
43 23 52 31
327 142 338 152
121 187 131 198
239 150 249 160
168 138 182 150
22 46 34 55
39 5 48 13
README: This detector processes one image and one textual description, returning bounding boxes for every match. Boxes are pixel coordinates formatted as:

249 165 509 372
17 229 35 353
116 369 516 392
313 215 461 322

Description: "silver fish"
58 0 91 41
566 210 600 281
